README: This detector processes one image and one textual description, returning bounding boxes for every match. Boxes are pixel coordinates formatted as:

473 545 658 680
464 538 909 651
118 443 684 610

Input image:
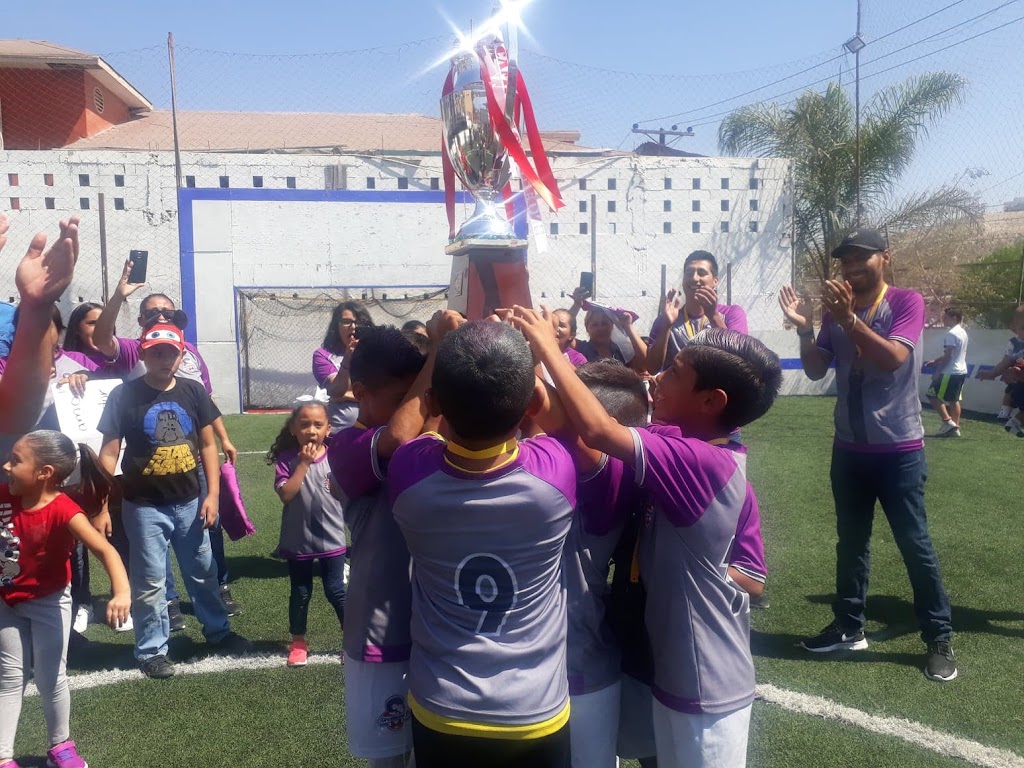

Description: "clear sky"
4 0 1022 208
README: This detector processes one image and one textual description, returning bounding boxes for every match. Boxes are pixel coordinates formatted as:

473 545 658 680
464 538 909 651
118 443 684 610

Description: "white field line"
25 658 1024 767
25 652 341 696
757 683 1024 768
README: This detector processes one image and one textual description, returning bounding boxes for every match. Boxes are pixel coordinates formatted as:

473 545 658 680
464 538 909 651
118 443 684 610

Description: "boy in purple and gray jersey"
328 319 457 768
781 227 956 683
513 307 782 768
390 322 574 768
561 361 648 768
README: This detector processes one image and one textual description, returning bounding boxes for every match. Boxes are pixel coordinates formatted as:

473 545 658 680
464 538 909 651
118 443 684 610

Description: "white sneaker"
1005 416 1024 437
997 406 1012 420
72 604 93 634
936 421 960 437
114 613 134 633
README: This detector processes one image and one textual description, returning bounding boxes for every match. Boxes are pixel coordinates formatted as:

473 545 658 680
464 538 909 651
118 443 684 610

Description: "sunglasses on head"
141 308 189 329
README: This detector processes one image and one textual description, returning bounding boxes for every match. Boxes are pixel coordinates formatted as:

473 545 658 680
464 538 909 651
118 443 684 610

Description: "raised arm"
779 285 831 381
374 310 464 459
510 307 634 464
94 258 146 359
0 216 79 432
646 289 680 373
614 311 649 374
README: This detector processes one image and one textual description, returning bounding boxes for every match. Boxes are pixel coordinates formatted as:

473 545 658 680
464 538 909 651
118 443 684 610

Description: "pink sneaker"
47 740 87 768
287 638 308 667
1 760 23 768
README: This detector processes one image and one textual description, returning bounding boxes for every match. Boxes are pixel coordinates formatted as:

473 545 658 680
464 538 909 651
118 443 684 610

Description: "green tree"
718 73 982 281
954 242 1024 328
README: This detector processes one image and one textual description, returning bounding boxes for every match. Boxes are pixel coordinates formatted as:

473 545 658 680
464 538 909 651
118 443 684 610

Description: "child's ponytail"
21 430 112 516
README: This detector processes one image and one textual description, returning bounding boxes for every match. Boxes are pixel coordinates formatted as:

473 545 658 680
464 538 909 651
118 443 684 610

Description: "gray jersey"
564 454 639 695
274 446 347 559
389 434 575 729
329 425 412 663
631 425 763 715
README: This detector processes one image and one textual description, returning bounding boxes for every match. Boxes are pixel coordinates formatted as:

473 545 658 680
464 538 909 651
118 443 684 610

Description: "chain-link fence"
237 288 447 409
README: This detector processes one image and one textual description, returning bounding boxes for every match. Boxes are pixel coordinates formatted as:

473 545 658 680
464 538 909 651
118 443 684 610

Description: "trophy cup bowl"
441 50 516 241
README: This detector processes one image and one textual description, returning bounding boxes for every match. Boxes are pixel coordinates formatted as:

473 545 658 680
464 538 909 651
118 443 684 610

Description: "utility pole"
845 0 865 226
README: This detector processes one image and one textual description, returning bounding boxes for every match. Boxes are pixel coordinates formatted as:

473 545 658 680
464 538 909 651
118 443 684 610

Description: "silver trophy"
441 46 517 242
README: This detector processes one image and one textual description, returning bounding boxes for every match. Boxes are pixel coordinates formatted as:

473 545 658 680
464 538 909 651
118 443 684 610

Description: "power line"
635 0 973 125
681 3 1024 130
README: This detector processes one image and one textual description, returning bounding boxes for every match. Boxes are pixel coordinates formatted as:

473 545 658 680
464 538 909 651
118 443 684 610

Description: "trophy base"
447 238 532 321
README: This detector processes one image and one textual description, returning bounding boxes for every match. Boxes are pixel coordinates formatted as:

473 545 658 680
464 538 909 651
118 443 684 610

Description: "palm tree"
718 73 982 280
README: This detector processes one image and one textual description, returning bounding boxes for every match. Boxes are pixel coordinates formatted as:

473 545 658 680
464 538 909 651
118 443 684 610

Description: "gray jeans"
0 587 72 759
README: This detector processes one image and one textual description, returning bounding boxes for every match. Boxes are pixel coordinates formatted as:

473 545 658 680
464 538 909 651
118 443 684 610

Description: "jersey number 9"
455 553 518 635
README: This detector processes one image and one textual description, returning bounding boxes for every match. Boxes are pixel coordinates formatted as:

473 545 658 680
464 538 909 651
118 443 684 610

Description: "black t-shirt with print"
97 376 220 504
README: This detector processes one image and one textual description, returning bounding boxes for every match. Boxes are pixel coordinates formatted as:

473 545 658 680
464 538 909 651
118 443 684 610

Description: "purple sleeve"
312 348 339 387
329 426 387 500
577 454 635 536
719 304 748 335
185 343 213 395
107 337 142 376
274 451 296 489
520 435 577 509
816 311 834 355
628 425 738 527
728 486 767 582
886 289 925 349
61 350 100 373
650 315 667 339
565 348 588 368
388 433 447 505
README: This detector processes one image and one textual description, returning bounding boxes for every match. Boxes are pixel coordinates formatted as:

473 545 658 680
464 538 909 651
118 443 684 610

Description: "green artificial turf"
11 403 1023 766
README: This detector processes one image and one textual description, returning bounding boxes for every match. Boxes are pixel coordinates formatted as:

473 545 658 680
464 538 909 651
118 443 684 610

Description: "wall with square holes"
1 148 793 412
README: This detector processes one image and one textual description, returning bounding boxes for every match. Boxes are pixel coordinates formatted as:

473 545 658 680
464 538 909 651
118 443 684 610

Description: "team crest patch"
376 695 410 731
179 351 201 376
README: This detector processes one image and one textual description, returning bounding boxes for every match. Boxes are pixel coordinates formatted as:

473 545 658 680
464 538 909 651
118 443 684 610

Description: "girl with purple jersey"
313 302 374 433
268 401 346 668
513 308 781 768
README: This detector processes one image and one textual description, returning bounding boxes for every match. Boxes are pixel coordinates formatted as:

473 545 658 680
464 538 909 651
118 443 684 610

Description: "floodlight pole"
168 33 184 190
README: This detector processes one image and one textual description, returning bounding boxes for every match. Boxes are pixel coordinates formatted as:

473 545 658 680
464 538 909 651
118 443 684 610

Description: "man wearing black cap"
779 228 957 683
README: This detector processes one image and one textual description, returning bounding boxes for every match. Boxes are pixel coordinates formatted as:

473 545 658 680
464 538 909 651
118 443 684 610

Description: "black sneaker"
210 631 253 656
219 585 242 617
925 641 958 682
800 621 868 653
750 592 770 610
140 654 176 679
167 598 186 633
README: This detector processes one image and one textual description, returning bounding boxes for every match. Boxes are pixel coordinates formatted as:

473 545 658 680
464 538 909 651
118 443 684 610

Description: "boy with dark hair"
925 306 969 437
564 360 648 768
513 310 780 768
646 250 749 372
96 323 250 679
978 306 1024 435
389 321 576 768
329 315 461 768
780 227 956 682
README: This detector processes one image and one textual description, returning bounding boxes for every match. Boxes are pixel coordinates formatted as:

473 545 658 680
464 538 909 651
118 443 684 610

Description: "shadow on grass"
220 554 289 581
753 593 1024 667
67 631 290 674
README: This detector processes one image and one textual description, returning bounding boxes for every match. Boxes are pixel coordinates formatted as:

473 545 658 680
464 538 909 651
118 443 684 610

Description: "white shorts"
616 675 656 760
652 697 752 768
569 680 621 768
344 655 413 759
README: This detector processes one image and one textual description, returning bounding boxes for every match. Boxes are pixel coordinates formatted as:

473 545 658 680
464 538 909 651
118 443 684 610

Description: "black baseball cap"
831 228 888 258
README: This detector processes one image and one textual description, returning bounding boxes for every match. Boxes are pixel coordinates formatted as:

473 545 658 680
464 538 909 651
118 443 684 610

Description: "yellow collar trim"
445 438 518 460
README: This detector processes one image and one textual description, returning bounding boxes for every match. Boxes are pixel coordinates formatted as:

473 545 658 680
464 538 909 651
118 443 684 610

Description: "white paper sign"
51 378 122 455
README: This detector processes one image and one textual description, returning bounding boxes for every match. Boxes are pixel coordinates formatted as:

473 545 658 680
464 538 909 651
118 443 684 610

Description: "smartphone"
128 250 149 284
579 271 594 297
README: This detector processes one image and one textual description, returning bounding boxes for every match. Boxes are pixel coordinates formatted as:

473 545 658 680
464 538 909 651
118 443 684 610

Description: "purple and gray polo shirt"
650 304 749 371
274 442 347 560
631 424 765 715
816 287 925 452
329 425 412 663
389 433 575 729
565 453 641 696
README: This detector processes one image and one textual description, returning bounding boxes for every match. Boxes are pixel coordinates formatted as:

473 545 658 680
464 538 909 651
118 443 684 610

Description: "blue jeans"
122 496 231 661
830 446 953 643
165 463 229 603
